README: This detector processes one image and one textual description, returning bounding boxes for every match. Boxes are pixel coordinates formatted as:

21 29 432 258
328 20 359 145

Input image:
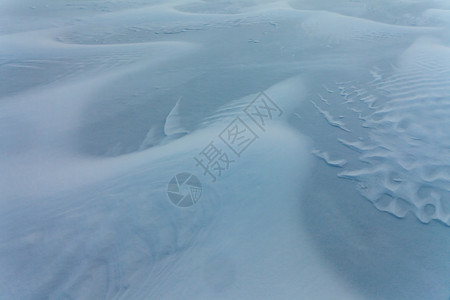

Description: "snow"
1 0 450 299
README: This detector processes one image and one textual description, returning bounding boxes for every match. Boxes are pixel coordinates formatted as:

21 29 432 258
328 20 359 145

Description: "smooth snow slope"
1 0 450 299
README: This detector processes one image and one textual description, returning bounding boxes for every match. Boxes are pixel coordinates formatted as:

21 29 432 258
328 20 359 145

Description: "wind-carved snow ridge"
310 100 350 132
164 96 189 137
138 127 160 150
312 150 347 168
333 39 450 226
199 76 305 130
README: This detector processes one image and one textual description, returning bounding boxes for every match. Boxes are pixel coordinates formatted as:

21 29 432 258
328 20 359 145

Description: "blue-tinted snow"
1 1 450 299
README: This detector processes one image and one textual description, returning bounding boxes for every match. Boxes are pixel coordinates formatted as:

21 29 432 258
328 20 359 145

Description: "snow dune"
1 0 450 299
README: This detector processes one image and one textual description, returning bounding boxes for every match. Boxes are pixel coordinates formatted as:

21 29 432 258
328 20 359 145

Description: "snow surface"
1 0 450 299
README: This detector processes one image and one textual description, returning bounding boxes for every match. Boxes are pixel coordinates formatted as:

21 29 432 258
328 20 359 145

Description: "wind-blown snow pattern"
337 39 450 225
1 0 450 300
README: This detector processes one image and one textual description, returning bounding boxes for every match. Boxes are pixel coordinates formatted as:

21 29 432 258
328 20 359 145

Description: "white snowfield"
1 0 450 299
